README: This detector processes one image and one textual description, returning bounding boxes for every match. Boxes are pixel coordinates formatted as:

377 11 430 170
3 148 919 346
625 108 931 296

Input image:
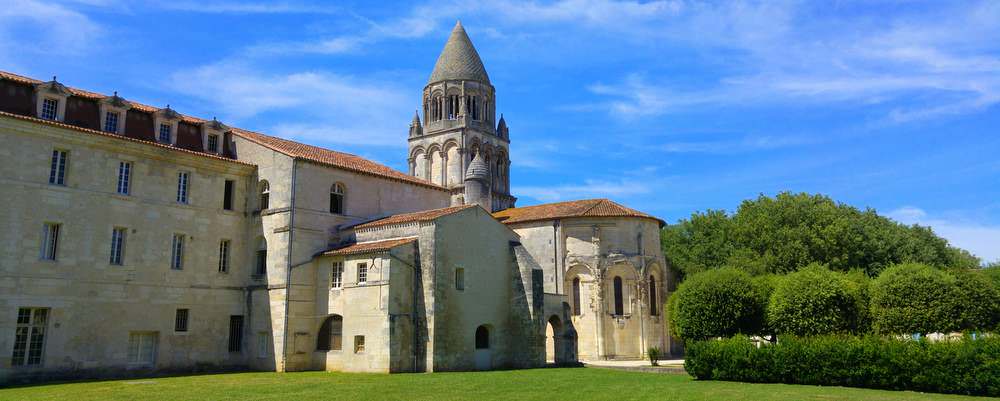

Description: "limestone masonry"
0 21 678 383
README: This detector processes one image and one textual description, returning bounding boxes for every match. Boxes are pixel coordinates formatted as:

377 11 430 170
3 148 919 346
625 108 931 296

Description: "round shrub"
870 263 958 334
950 269 1000 331
768 264 862 336
670 268 766 341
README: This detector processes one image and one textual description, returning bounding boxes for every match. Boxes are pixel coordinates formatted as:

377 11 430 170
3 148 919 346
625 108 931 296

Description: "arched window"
572 277 581 316
317 315 343 351
259 181 270 211
613 276 624 316
330 183 345 214
475 325 489 349
649 276 658 316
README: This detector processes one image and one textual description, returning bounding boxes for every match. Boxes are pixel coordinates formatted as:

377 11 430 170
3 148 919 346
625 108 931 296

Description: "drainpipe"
280 158 298 371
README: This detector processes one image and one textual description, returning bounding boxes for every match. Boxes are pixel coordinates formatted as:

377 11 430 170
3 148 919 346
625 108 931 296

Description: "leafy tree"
669 268 766 341
870 263 958 334
767 264 863 336
662 192 979 278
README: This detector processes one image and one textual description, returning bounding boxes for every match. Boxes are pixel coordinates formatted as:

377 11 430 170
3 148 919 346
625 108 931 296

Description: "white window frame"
171 234 185 270
154 107 181 146
331 261 344 289
49 149 68 186
218 240 231 273
103 110 120 133
357 262 367 285
40 223 60 261
206 134 220 154
40 98 59 121
110 227 126 265
176 171 190 204
127 331 158 365
157 123 173 144
116 161 131 195
12 307 49 367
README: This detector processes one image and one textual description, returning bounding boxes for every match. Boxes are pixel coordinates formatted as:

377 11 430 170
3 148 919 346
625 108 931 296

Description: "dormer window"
41 98 59 120
201 118 227 155
99 92 131 136
34 77 71 122
103 111 120 133
154 106 181 146
158 123 172 143
207 134 220 153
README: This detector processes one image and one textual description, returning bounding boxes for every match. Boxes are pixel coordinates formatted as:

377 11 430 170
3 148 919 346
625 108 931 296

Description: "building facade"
0 21 676 383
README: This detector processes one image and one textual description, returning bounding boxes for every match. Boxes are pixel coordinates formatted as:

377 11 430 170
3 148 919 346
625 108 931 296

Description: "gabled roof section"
428 21 490 85
320 237 418 257
353 204 477 230
492 198 665 226
232 128 445 191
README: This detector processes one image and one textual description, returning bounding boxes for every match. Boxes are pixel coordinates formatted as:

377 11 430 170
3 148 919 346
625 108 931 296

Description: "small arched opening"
317 314 343 351
474 324 492 370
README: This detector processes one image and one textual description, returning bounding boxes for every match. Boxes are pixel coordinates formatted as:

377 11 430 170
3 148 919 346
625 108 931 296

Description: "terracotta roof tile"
321 237 418 256
353 204 476 230
232 128 446 190
492 198 664 226
2 69 440 188
0 110 253 167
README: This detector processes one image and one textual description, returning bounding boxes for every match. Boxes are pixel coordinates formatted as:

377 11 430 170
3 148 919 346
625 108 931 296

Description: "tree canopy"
662 192 979 279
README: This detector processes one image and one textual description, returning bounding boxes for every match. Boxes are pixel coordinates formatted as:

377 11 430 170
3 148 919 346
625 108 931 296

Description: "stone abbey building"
0 22 675 382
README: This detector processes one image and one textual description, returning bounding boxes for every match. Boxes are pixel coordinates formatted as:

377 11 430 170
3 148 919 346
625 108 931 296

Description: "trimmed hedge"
870 263 958 334
768 264 861 336
685 335 1000 397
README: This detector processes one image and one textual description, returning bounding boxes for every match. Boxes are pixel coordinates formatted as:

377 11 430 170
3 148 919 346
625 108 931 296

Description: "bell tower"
407 21 515 212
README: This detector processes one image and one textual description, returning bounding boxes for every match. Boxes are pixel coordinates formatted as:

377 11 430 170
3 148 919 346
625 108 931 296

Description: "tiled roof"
428 21 490 84
492 199 664 226
232 128 446 190
321 237 418 256
353 204 477 230
0 111 254 166
1 69 442 189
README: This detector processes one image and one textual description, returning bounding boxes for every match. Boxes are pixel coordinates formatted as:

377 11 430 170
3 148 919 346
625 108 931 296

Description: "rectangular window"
11 308 48 367
41 98 58 120
127 332 157 364
110 227 126 265
455 267 465 291
331 262 344 288
116 161 131 195
176 172 189 204
40 223 60 261
223 180 234 210
174 309 189 332
254 250 267 279
207 134 220 153
171 234 185 270
104 111 119 133
357 263 367 284
354 335 365 353
228 315 243 353
218 240 230 273
158 124 171 143
49 150 67 186
257 332 270 357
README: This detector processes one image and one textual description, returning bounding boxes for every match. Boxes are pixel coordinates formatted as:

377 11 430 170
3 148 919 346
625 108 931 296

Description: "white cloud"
152 1 342 14
169 61 411 147
0 0 102 59
888 206 1000 265
659 134 815 154
514 179 653 202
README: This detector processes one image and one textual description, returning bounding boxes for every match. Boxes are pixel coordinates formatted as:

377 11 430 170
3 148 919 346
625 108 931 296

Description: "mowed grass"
1 367 996 401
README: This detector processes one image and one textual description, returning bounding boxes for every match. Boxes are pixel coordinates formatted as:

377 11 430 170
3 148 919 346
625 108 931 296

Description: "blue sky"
3 1 998 263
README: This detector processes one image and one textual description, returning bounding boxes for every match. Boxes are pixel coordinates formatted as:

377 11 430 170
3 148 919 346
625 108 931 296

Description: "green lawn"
1 367 995 401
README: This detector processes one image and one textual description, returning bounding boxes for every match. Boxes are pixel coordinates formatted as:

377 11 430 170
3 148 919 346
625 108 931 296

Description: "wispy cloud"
169 61 411 147
888 206 1000 265
155 1 342 14
515 178 653 203
659 134 816 154
0 0 102 61
575 1 1000 123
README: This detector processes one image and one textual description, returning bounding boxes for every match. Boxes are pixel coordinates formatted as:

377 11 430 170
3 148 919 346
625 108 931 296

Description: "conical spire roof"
465 151 490 181
428 21 490 85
